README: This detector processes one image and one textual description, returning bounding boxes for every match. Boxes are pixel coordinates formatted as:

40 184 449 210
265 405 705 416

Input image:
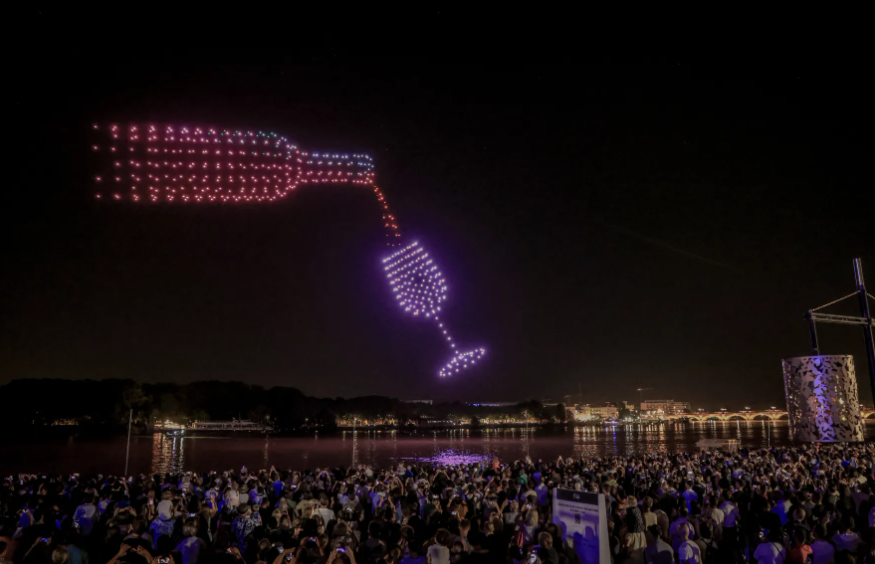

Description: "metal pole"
805 311 820 354
853 258 875 408
124 408 132 476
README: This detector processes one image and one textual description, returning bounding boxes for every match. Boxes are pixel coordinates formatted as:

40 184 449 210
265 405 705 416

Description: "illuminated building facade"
641 399 690 416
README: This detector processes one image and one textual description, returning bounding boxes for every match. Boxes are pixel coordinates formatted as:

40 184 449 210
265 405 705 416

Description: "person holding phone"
271 547 299 564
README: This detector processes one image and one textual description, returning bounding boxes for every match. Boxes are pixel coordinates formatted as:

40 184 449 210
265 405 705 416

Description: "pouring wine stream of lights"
91 123 486 377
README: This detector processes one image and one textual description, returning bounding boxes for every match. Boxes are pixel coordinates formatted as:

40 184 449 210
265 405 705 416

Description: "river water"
5 422 875 475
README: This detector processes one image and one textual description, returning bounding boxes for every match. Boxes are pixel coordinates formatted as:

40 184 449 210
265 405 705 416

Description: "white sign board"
552 488 610 564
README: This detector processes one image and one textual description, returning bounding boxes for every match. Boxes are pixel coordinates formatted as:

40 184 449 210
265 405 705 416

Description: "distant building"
573 403 618 420
51 419 79 426
467 402 517 407
591 403 620 419
402 399 433 404
641 399 690 416
669 401 691 414
641 400 670 414
641 400 672 415
417 416 469 426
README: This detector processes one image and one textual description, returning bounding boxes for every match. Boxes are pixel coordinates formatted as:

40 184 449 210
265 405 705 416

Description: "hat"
157 500 174 521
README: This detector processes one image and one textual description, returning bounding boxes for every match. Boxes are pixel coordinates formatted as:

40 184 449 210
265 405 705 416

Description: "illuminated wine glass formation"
383 241 486 377
92 123 485 378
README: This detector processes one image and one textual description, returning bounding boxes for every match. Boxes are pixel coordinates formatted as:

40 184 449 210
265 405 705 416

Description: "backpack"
702 539 723 564
513 528 526 548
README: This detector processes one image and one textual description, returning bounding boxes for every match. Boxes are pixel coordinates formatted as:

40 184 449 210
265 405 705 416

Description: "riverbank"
19 419 674 440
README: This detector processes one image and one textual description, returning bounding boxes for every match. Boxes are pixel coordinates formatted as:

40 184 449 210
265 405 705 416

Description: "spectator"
73 494 98 537
786 528 813 564
536 532 559 564
670 507 693 544
149 500 177 550
176 522 206 564
643 525 673 564
426 530 450 564
682 482 698 515
811 524 836 564
695 522 716 563
774 493 793 527
677 524 701 564
753 529 787 564
4 444 875 564
833 517 861 553
642 498 658 529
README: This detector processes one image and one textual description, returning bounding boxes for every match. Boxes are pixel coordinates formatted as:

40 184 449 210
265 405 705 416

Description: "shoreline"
8 418 793 441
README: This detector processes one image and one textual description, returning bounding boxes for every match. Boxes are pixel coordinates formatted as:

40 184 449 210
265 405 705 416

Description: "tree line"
0 379 567 434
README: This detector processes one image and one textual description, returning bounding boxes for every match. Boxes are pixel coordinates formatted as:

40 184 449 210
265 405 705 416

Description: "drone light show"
91 123 485 378
383 241 487 377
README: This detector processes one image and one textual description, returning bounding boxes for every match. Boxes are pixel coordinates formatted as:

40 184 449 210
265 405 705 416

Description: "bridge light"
720 408 727 411
744 407 751 410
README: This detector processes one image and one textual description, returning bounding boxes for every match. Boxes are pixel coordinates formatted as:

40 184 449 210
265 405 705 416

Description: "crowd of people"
3 444 875 564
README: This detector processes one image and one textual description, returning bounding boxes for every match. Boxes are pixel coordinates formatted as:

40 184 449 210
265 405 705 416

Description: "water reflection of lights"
129 422 793 474
151 433 184 474
342 430 360 467
401 449 495 466
689 419 780 449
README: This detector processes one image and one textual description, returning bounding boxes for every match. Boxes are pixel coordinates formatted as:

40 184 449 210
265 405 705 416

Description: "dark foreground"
3 441 875 564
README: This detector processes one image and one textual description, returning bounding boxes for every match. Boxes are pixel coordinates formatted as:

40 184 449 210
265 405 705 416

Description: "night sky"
3 55 873 409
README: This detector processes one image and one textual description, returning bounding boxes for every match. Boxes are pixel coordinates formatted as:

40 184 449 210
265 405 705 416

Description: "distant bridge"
657 407 875 422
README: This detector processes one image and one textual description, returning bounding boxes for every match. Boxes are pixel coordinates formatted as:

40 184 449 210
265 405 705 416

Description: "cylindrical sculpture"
782 355 863 442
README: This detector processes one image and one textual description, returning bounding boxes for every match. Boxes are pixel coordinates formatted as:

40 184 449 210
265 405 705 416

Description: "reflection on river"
5 421 875 475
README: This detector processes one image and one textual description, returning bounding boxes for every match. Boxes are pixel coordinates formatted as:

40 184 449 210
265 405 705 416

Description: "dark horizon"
3 55 874 410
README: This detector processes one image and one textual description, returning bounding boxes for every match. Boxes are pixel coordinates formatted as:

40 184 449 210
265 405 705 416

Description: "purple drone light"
383 241 486 377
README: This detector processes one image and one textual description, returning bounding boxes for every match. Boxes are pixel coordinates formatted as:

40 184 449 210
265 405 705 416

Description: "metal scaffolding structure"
804 258 875 407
